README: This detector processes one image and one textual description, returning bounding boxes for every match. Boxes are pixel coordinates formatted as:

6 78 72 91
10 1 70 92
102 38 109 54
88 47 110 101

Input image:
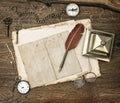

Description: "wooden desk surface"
0 1 120 103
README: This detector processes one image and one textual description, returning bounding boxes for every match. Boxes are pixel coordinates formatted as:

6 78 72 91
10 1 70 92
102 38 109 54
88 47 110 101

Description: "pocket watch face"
66 3 80 17
17 80 30 94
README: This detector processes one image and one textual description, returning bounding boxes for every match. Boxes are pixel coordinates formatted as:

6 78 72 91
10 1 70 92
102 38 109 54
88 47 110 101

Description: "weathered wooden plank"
0 1 119 103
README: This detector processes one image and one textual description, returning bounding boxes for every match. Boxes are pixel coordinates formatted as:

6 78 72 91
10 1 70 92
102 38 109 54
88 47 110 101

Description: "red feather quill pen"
59 23 84 72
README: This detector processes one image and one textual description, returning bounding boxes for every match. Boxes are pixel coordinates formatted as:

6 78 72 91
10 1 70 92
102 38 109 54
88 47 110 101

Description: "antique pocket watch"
17 80 30 94
5 44 30 95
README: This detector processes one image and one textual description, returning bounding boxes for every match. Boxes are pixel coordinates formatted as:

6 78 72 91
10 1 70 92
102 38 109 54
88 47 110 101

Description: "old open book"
12 19 101 88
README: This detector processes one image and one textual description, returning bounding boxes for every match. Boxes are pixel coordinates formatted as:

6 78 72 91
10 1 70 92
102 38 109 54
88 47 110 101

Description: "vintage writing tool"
59 23 84 72
82 29 115 62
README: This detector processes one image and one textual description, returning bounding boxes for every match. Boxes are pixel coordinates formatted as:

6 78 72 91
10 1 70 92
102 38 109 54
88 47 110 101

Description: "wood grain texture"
34 0 120 12
0 1 120 103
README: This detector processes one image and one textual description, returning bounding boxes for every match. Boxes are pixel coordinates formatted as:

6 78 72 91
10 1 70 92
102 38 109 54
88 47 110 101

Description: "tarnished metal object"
82 29 115 62
74 72 97 89
14 23 22 44
3 17 13 37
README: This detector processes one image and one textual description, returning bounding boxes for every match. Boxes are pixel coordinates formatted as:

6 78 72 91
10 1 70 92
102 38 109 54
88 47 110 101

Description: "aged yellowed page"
12 19 101 88
18 39 56 87
44 32 82 79
18 31 82 87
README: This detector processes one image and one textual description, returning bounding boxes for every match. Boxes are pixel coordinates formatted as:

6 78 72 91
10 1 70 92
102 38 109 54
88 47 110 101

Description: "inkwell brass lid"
82 29 115 62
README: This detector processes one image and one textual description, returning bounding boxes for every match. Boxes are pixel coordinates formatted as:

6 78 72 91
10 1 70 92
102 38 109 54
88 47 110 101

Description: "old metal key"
3 17 13 37
15 23 22 44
